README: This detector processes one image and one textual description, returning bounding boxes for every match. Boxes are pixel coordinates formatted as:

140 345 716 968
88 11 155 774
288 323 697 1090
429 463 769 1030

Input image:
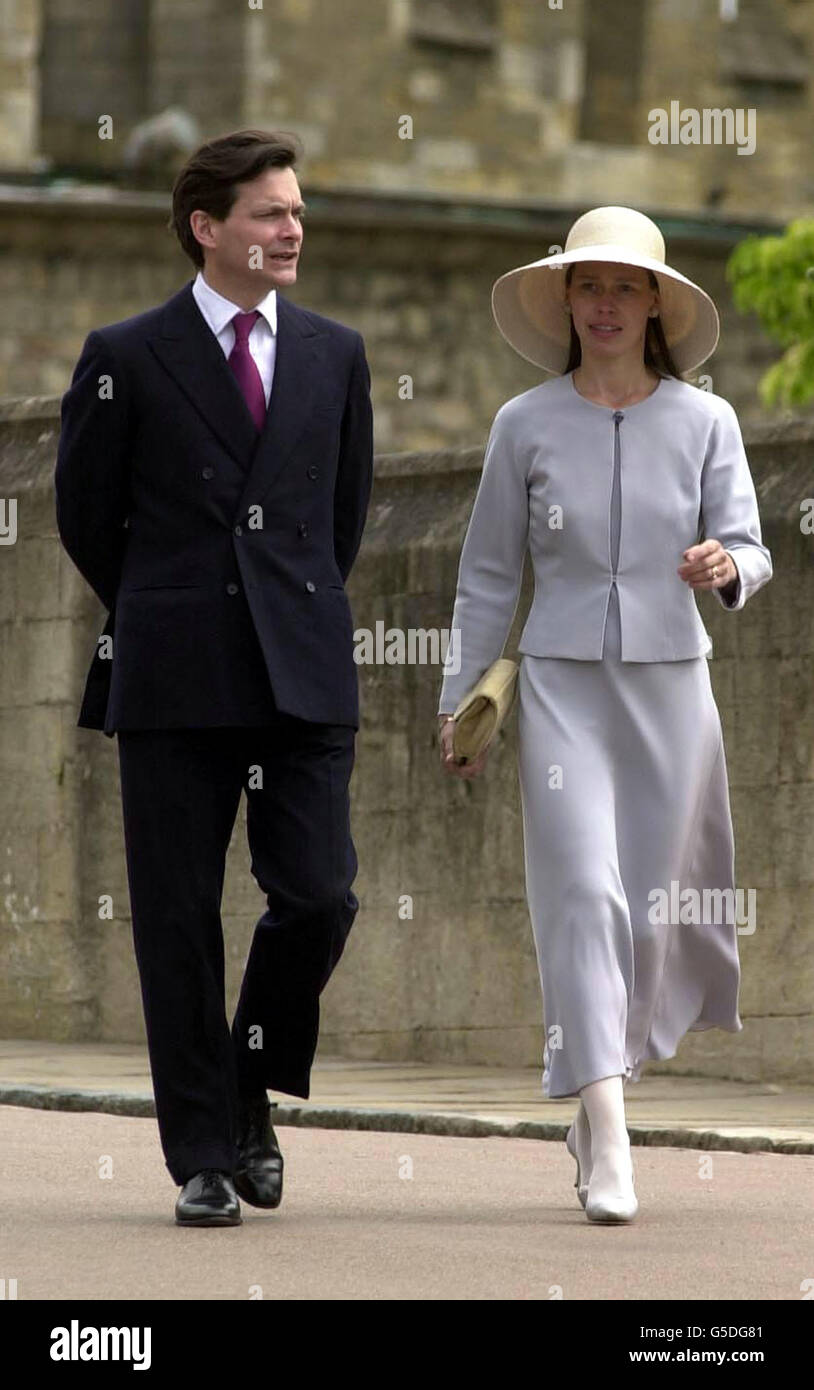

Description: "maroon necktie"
227 310 267 431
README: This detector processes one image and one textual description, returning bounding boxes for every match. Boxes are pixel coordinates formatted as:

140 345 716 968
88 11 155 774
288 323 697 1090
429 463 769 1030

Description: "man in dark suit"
54 129 373 1226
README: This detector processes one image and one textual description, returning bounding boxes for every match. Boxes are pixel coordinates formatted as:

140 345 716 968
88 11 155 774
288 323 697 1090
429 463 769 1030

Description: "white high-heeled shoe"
585 1145 638 1224
565 1121 590 1209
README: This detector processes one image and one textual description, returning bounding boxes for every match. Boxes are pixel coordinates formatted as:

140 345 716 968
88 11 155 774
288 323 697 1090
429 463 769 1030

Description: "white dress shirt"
191 270 277 406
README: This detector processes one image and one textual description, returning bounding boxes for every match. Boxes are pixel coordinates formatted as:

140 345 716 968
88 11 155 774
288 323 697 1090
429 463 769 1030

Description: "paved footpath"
1 1042 813 1300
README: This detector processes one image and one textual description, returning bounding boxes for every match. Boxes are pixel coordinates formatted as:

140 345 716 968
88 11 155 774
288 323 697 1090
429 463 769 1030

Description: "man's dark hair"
169 129 303 269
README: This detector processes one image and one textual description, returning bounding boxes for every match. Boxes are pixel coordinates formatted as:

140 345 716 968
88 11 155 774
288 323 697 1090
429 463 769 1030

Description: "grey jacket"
437 370 772 714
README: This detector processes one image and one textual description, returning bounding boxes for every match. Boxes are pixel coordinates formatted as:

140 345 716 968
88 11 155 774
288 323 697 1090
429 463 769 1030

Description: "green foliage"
726 219 814 407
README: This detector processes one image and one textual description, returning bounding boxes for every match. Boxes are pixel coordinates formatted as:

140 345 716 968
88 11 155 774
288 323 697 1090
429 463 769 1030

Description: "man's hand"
437 714 490 778
677 539 738 593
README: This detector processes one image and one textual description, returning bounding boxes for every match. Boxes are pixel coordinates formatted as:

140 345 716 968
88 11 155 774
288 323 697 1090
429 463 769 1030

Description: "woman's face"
565 262 659 362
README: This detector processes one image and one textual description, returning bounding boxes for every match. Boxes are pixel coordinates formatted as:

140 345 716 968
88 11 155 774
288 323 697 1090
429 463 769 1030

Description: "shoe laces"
199 1168 230 1189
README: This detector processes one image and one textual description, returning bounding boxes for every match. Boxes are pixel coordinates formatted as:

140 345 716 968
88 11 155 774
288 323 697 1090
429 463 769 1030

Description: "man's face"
193 166 304 293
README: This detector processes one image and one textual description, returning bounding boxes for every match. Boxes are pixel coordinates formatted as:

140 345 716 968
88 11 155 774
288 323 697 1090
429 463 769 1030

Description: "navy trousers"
116 715 358 1185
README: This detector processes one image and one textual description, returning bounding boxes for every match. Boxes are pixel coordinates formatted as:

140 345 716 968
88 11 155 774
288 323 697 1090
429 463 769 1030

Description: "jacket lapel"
146 282 327 512
147 280 257 468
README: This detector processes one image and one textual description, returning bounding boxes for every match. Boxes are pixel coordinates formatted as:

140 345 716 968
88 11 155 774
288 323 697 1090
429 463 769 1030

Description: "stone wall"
0 185 805 446
0 395 811 1086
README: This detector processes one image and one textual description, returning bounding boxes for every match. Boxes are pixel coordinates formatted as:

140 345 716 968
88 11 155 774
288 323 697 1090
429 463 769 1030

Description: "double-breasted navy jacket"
55 281 374 733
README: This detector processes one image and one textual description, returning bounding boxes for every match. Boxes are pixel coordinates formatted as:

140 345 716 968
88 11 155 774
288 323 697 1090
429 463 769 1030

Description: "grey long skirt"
516 583 743 1100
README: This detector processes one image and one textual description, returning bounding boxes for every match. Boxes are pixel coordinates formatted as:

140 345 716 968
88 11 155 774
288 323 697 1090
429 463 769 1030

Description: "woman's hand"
677 540 738 592
437 714 490 778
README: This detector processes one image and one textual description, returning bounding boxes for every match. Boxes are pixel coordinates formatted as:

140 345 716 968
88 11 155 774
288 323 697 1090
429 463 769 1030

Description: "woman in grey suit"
436 207 772 1224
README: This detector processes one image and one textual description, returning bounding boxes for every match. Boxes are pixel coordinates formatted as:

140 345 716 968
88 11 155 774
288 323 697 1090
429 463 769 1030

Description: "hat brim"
491 244 720 375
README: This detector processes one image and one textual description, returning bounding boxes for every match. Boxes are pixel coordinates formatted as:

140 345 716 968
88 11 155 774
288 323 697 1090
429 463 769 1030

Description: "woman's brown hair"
563 264 683 378
168 129 303 269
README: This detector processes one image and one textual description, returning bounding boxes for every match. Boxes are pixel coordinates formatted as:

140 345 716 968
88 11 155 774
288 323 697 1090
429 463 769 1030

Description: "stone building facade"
2 0 814 440
3 1 813 220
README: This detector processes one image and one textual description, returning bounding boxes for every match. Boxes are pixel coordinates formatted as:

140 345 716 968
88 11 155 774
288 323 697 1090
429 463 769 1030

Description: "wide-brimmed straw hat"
491 206 719 375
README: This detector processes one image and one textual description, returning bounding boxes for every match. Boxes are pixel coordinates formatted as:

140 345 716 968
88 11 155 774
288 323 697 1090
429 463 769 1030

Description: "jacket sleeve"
54 330 132 613
333 332 374 584
437 405 529 714
699 398 772 612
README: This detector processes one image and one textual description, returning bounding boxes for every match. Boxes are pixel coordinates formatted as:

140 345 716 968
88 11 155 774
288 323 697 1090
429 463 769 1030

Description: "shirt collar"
192 269 277 336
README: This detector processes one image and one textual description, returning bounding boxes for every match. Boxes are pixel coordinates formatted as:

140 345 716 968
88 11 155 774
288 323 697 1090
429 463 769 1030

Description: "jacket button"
234 524 242 536
305 580 316 593
306 465 318 480
297 521 309 537
226 582 239 595
202 467 215 480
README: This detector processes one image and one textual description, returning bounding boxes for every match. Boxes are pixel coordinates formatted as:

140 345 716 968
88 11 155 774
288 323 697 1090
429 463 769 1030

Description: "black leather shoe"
234 1097 284 1209
175 1169 242 1226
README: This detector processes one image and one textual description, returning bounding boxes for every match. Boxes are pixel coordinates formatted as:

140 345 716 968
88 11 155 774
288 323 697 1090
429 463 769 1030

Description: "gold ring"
711 565 718 579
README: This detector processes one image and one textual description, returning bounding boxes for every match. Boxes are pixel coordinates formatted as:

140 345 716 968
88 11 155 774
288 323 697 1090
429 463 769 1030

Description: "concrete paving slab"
2 1040 814 1153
